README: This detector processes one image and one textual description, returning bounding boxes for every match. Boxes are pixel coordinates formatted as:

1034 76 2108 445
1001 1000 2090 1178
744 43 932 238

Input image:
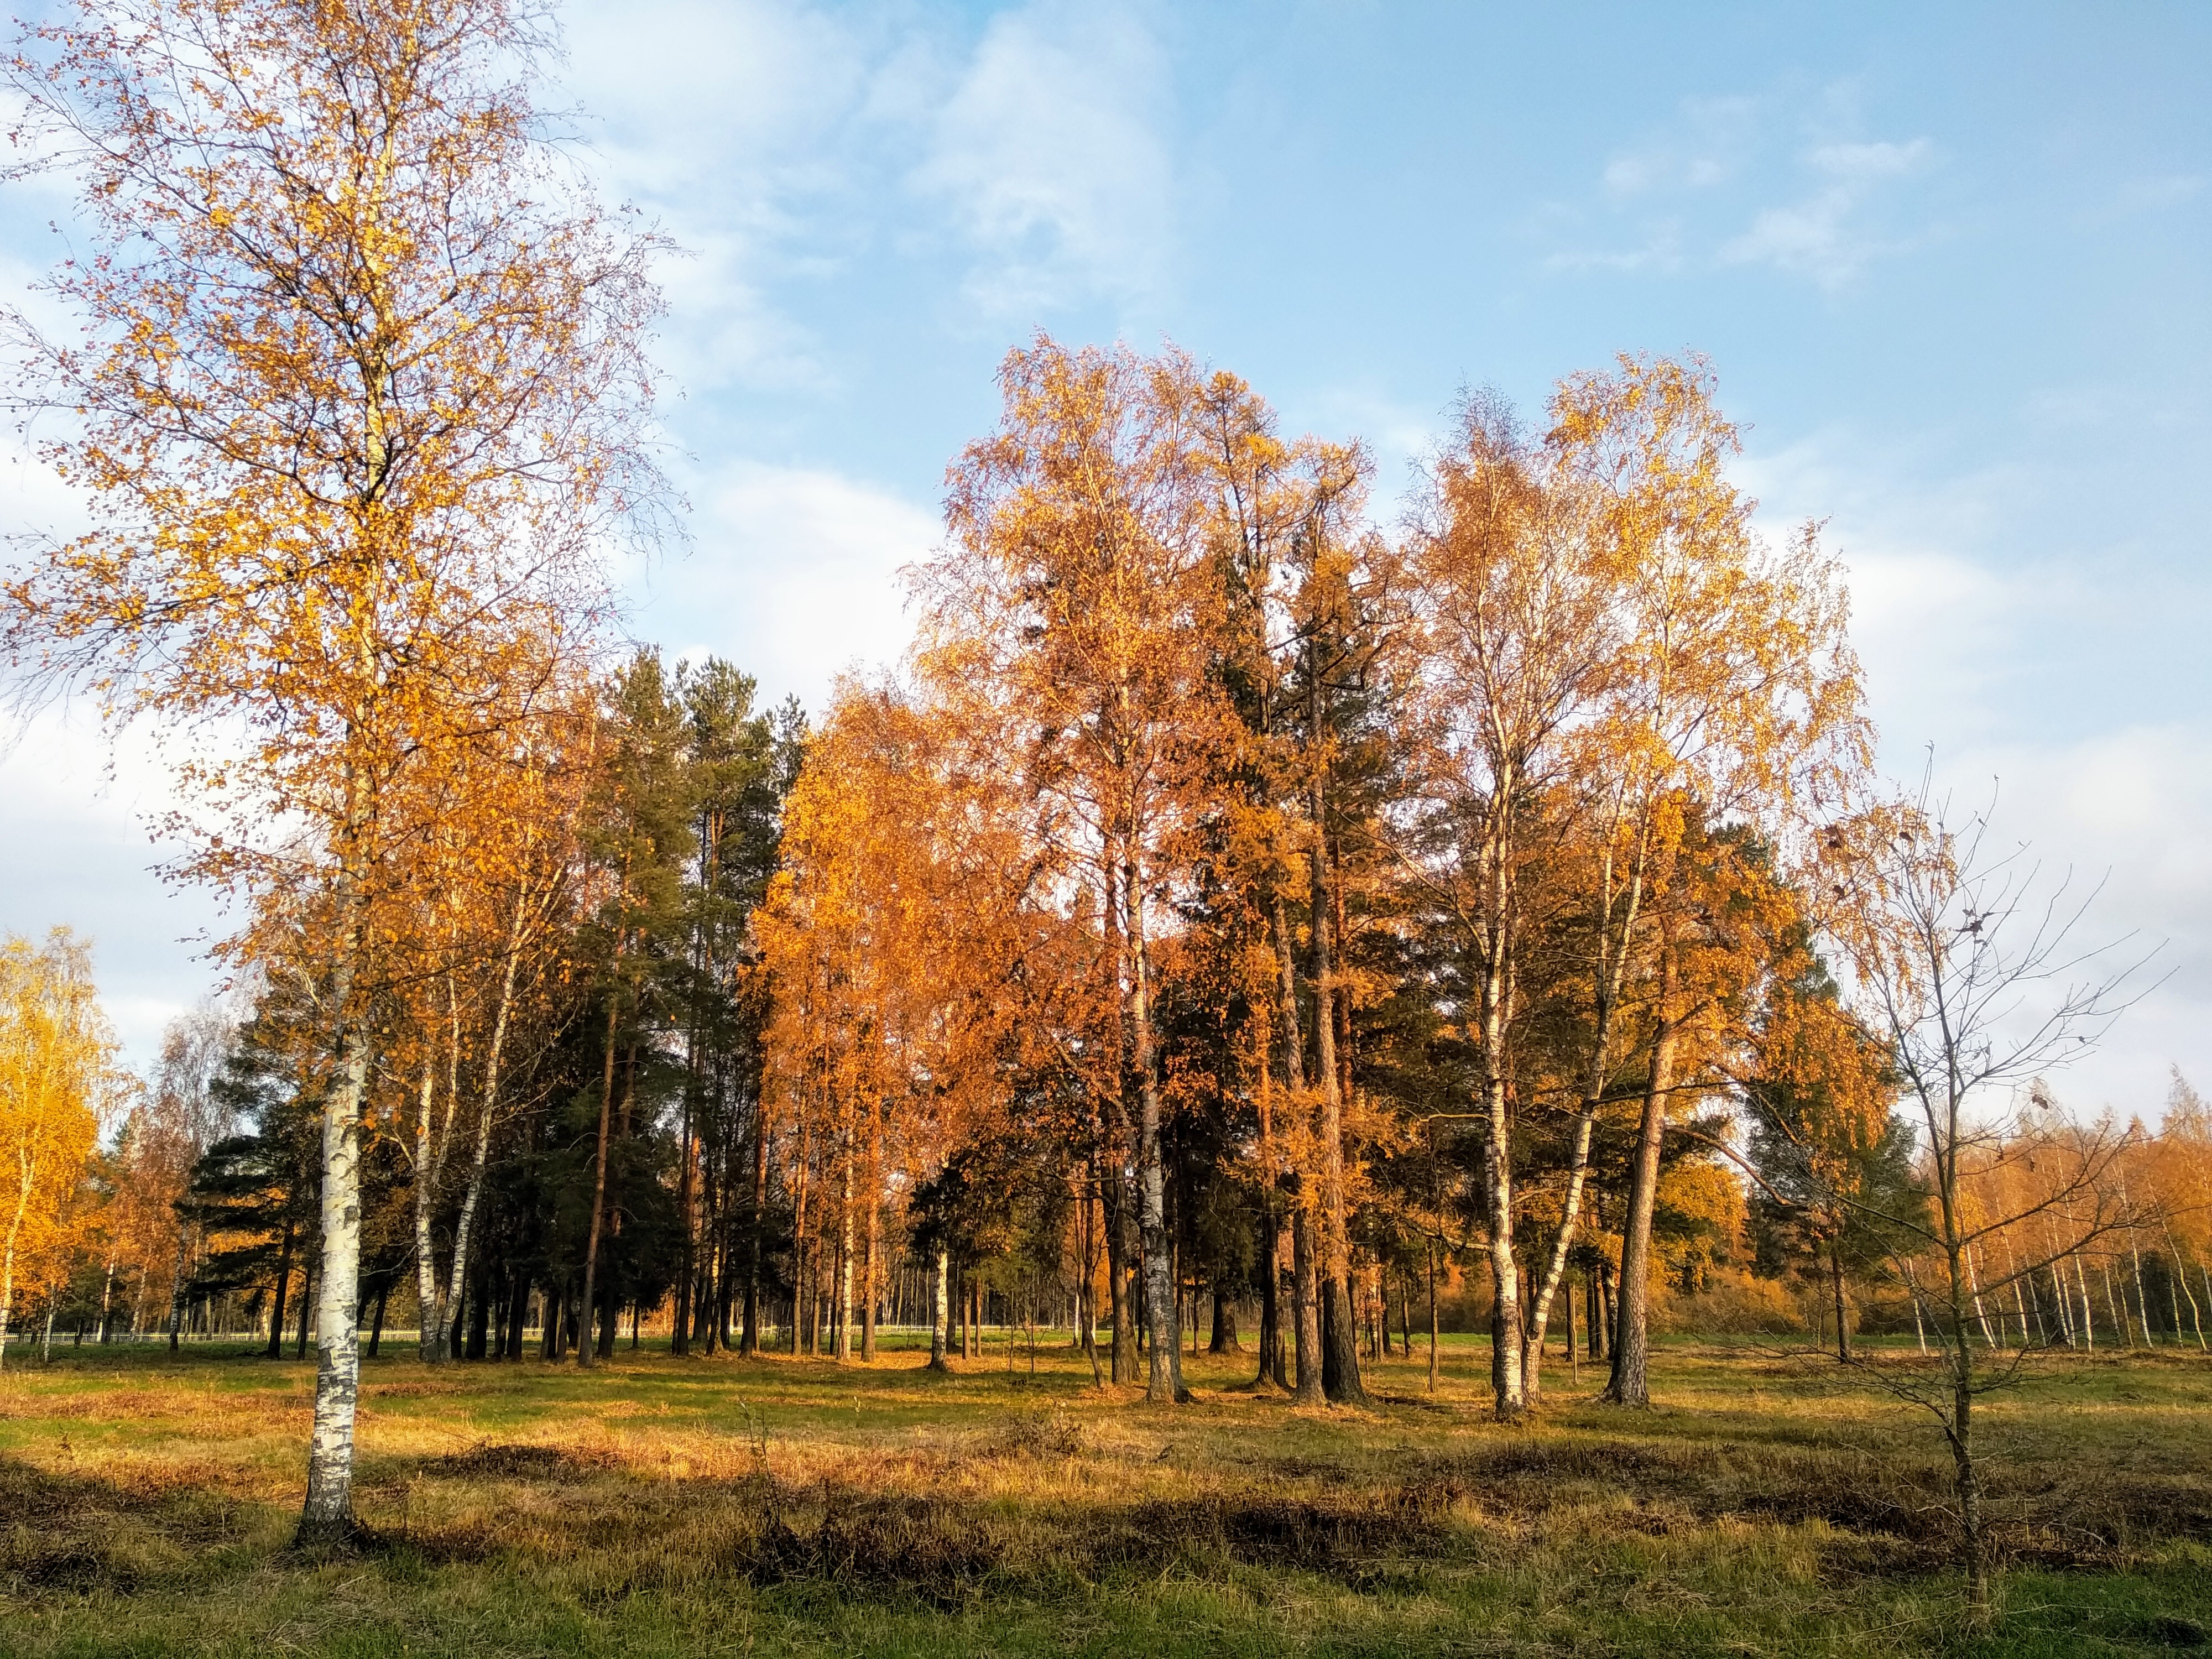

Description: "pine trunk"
1605 955 1678 1406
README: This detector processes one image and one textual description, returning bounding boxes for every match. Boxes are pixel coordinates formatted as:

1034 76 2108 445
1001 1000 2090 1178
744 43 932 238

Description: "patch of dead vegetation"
728 1475 1455 1606
1402 1434 2212 1574
412 1442 622 1483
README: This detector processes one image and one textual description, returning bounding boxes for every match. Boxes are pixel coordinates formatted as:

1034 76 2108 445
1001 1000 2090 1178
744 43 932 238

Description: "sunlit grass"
2 1332 2207 1656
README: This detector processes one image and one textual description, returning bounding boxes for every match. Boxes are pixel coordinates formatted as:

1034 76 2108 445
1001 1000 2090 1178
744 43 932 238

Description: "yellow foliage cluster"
0 930 126 1366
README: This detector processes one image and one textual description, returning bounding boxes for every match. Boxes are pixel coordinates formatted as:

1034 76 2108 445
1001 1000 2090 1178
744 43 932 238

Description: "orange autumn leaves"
755 336 1881 1413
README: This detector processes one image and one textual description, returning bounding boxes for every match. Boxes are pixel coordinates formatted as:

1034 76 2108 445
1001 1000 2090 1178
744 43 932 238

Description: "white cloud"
1720 137 1932 288
911 1 1174 314
551 0 880 393
1553 91 1936 290
1735 418 2212 1115
1938 723 2212 1118
624 460 938 713
0 709 228 1076
1807 138 1929 183
1736 426 2042 742
550 0 1182 369
1545 223 1686 276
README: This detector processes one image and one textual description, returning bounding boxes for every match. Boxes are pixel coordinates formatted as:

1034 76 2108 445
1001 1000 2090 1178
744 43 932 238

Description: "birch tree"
1822 782 2142 1620
1406 393 1621 1416
3 0 662 1541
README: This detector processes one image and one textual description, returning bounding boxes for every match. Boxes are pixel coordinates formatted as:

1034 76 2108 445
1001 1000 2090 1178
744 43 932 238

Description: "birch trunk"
577 993 620 1370
834 1137 854 1364
411 1060 447 1362
0 1109 42 1373
0 1199 23 1374
298 1014 369 1543
1128 855 1182 1404
861 1130 880 1363
928 1249 950 1370
1525 805 1652 1404
435 885 526 1364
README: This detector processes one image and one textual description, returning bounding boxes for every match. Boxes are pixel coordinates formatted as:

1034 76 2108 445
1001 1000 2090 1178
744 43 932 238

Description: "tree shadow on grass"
0 1450 274 1598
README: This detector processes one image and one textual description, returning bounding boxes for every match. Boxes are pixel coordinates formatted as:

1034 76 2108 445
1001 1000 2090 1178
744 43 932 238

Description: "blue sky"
3 0 2207 1111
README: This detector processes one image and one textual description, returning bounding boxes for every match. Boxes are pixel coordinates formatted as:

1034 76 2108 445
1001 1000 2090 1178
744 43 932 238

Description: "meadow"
0 1333 2207 1657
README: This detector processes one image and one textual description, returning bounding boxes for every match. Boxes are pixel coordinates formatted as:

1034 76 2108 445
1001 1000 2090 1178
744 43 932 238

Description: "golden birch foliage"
2 0 660 926
1549 354 1867 833
2 0 662 1532
0 931 122 1354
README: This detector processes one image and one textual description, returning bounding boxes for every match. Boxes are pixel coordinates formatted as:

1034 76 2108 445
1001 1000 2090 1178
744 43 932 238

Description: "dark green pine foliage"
176 1008 323 1356
576 649 700 1360
675 659 802 1355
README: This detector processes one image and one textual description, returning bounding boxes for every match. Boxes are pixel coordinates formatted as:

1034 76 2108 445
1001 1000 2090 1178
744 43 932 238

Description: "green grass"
2 1331 2208 1656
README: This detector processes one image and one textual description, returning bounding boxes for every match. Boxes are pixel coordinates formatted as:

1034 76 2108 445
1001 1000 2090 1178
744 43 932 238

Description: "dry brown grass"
0 1335 2207 1656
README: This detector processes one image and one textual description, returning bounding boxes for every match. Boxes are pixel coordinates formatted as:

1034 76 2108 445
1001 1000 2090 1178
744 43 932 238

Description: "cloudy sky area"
2 1 2206 1113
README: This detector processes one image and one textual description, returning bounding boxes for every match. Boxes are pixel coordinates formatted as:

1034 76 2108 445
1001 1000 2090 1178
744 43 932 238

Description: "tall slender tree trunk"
2164 1224 2206 1350
1308 812 1364 1406
1471 789 1526 1417
673 1070 695 1359
927 1249 950 1371
1254 1222 1283 1388
834 1131 854 1364
1947 1237 1989 1619
578 991 621 1370
1525 817 1652 1405
164 1223 189 1355
862 1107 882 1361
1605 948 1678 1406
742 1105 769 1354
438 885 529 1363
1832 1243 1853 1361
1426 1243 1439 1391
265 1214 296 1360
1269 899 1324 1405
0 1175 27 1374
1079 1175 1104 1384
1129 855 1182 1405
298 998 370 1543
861 1171 879 1362
1253 1019 1285 1391
411 1044 457 1364
2127 1209 2154 1346
295 1262 315 1359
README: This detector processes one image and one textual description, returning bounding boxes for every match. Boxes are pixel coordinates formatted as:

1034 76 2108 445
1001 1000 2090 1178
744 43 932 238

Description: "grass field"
1 1331 2208 1657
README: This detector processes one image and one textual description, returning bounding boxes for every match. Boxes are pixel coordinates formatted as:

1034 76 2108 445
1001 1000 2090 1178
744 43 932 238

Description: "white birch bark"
412 1059 446 1361
928 1249 949 1369
434 892 526 1365
1128 855 1182 1405
299 1022 369 1540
